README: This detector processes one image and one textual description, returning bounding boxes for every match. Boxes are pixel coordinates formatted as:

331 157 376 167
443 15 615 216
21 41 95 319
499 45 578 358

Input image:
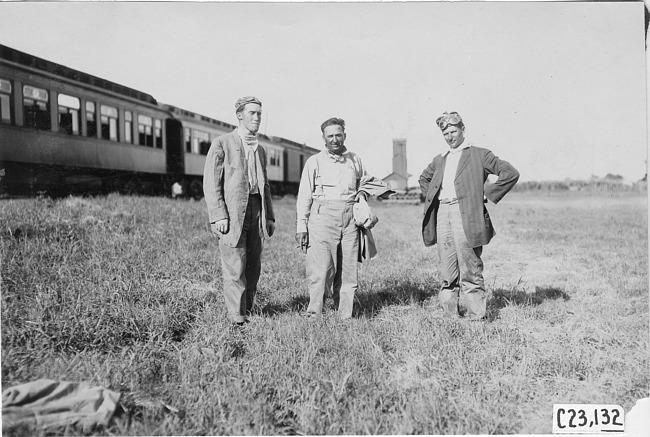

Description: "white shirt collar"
443 141 471 157
324 148 348 163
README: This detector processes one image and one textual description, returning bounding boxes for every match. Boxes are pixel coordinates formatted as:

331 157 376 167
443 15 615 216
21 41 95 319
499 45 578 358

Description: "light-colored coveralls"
203 130 275 323
296 149 368 319
419 142 519 319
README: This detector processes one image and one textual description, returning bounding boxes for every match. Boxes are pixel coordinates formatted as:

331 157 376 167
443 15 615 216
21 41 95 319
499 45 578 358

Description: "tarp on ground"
2 378 121 432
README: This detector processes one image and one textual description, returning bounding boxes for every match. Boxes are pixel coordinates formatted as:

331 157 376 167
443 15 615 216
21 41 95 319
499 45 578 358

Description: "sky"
0 1 647 184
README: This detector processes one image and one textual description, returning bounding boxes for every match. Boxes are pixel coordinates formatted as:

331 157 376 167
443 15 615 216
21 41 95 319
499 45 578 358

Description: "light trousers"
306 200 358 319
218 194 263 323
436 202 486 319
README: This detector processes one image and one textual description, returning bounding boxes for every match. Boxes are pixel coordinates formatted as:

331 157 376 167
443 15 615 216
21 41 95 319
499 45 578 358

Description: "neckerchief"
327 147 347 163
237 127 259 193
237 126 258 150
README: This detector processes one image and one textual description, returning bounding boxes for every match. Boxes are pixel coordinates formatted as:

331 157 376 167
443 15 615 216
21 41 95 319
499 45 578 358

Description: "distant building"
382 138 411 192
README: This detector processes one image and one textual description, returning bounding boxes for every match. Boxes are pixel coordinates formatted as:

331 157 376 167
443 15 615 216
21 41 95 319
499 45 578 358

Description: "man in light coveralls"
419 111 519 320
203 96 276 327
295 117 387 320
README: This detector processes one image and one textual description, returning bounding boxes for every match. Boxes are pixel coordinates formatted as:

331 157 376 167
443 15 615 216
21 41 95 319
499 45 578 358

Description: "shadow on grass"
485 286 570 321
259 277 435 319
261 281 432 319
260 294 310 316
353 282 571 322
352 278 434 319
259 282 569 322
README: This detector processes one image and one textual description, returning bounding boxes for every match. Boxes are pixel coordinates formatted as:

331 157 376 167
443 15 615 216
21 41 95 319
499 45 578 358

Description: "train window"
269 149 281 166
0 79 12 124
138 115 153 147
154 119 162 148
184 128 191 153
86 101 97 137
57 94 80 135
200 135 210 155
100 105 119 141
23 85 50 130
124 111 132 143
192 129 210 155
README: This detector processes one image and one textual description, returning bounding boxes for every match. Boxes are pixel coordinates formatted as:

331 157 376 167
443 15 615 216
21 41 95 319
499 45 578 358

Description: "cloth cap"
235 96 262 113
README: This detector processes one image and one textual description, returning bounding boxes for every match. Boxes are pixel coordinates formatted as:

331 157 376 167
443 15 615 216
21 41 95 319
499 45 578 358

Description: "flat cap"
235 96 262 112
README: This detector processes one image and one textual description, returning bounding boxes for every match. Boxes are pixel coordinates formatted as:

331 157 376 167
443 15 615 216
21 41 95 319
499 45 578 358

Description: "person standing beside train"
203 96 275 327
419 111 519 320
295 117 391 320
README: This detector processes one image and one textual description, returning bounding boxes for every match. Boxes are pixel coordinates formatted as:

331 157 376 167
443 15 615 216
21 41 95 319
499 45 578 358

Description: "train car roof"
270 136 320 154
0 44 158 105
161 103 238 132
161 102 316 152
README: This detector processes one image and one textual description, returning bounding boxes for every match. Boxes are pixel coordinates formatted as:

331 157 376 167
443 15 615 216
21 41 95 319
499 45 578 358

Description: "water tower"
382 138 411 192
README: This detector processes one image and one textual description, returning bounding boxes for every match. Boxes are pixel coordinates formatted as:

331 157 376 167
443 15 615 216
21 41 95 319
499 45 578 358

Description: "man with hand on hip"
419 111 519 320
203 96 275 327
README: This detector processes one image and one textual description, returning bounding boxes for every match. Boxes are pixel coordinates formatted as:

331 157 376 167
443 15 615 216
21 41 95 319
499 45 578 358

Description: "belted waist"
312 198 356 205
439 197 458 205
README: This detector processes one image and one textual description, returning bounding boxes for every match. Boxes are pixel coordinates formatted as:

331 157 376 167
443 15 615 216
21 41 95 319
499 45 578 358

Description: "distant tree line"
510 174 647 192
403 173 647 202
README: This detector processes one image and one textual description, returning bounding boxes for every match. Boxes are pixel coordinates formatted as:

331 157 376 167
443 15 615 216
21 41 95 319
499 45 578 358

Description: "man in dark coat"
419 111 519 319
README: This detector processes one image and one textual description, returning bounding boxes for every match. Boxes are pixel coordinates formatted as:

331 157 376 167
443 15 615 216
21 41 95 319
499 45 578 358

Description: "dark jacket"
419 145 519 248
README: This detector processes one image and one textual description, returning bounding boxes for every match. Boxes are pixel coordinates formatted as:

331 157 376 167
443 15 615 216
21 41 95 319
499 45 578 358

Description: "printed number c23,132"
553 404 624 433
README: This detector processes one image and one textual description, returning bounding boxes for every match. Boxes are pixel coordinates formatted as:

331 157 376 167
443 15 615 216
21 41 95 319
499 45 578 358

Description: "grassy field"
1 191 648 435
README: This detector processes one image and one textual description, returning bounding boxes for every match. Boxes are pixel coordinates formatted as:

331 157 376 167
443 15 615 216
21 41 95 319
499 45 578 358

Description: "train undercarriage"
0 161 172 198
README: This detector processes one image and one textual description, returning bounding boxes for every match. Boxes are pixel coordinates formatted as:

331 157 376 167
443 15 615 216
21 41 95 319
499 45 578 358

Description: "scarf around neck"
237 126 258 149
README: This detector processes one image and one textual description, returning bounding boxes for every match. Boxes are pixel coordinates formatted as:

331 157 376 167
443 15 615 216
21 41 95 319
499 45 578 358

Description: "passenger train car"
0 44 319 197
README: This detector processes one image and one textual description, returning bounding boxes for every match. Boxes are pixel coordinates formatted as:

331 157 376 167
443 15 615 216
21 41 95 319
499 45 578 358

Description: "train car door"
165 117 184 178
